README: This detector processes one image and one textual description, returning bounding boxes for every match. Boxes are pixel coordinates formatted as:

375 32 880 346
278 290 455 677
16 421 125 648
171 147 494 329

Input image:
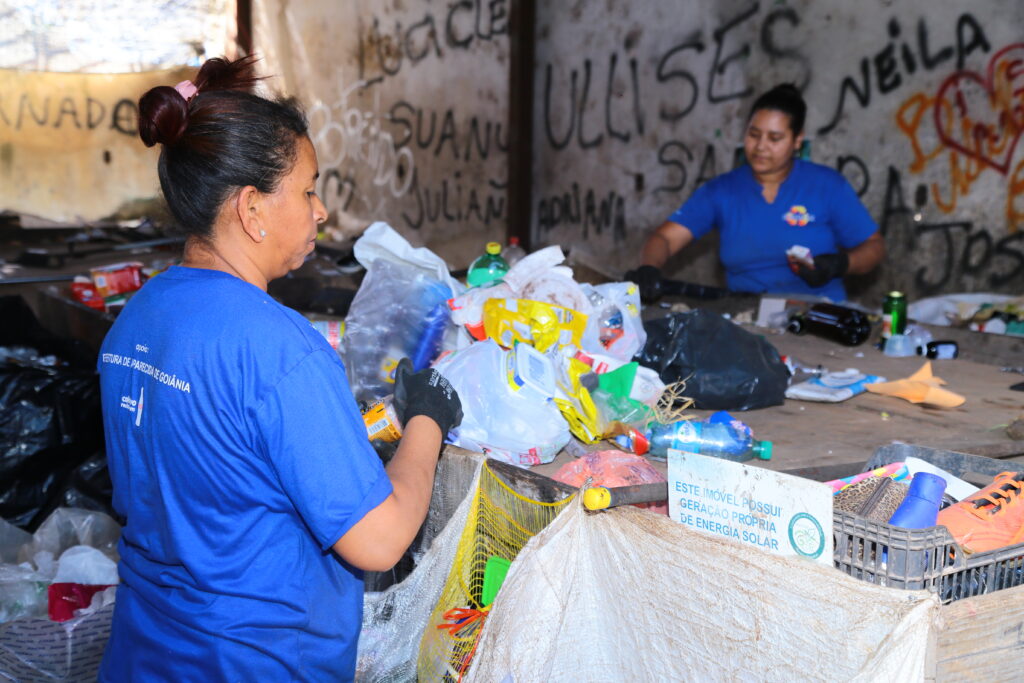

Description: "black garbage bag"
0 297 104 531
635 309 789 411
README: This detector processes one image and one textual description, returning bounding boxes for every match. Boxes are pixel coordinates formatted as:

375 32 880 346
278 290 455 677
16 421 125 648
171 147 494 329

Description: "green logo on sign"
788 513 825 559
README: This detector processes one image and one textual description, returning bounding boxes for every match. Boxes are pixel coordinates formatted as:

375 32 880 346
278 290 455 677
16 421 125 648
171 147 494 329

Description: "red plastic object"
552 450 668 515
47 582 114 622
70 280 106 311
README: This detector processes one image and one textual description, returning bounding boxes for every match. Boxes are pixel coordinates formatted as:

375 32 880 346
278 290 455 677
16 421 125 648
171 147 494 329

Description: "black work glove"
796 252 849 289
624 265 663 303
392 358 463 438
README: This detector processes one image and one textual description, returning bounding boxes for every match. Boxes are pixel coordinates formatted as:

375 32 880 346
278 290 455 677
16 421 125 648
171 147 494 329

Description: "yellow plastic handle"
582 486 612 511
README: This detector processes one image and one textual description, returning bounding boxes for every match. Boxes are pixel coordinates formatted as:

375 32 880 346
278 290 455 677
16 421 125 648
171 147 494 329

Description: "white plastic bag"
353 221 464 296
501 245 590 312
433 340 570 466
1 508 121 682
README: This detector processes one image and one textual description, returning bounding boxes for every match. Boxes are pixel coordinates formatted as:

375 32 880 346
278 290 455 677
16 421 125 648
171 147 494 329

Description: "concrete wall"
534 0 1024 302
255 0 511 269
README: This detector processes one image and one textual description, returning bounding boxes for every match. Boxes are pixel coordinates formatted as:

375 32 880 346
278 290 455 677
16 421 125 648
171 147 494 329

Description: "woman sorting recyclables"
96 56 462 681
628 84 884 303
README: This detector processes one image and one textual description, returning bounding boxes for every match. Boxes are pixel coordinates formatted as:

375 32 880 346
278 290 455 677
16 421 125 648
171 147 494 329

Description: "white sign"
668 449 834 565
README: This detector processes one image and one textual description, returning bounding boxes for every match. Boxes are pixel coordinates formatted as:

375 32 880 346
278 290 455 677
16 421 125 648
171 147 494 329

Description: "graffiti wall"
534 0 1024 301
0 0 229 225
255 0 510 268
0 67 190 224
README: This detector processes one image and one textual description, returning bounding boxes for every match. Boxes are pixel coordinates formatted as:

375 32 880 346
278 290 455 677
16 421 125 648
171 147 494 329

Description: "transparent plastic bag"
1 509 120 680
432 341 570 467
341 259 453 403
579 282 646 363
1 508 120 624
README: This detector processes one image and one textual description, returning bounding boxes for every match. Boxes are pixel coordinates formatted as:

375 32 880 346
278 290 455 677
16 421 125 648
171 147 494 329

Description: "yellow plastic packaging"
362 398 402 442
482 298 588 352
551 355 602 443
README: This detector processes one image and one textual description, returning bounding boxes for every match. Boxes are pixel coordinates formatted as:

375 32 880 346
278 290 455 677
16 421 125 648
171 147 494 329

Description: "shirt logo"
135 386 145 427
783 205 815 226
119 386 145 426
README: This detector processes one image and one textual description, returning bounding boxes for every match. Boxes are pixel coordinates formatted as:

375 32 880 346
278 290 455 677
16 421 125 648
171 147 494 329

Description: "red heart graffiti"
933 43 1024 175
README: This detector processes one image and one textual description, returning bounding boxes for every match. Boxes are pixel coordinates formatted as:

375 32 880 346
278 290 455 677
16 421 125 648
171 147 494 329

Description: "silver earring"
259 230 266 238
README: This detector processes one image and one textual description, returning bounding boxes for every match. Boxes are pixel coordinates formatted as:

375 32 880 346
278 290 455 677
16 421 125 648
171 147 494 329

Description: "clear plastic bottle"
501 236 527 266
467 242 510 287
616 419 772 463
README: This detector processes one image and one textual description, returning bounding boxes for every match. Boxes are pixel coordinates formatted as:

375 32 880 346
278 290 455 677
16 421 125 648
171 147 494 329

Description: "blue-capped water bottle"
616 418 772 463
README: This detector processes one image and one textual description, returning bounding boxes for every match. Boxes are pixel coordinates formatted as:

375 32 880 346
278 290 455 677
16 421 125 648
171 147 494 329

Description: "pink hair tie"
174 80 198 103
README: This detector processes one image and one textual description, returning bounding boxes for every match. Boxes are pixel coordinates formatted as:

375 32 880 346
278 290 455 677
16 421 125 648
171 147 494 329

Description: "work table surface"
533 323 1024 480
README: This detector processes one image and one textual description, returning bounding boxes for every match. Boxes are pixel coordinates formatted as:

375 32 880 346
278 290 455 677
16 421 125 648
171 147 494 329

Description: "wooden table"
533 321 1024 481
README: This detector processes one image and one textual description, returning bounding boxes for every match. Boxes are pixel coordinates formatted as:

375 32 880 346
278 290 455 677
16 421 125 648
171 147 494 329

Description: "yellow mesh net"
417 461 574 681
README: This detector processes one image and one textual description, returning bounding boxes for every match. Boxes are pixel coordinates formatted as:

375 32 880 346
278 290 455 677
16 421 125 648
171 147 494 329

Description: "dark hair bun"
194 54 263 94
138 86 190 147
137 55 264 148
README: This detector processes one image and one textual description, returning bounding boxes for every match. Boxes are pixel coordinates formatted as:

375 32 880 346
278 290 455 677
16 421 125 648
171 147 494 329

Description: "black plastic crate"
833 443 1024 603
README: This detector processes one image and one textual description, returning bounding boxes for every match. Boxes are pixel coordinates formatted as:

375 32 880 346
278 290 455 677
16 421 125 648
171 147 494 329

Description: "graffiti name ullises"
541 1 811 154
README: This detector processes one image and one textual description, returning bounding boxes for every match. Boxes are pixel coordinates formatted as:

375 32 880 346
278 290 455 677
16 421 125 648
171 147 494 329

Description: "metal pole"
506 0 536 251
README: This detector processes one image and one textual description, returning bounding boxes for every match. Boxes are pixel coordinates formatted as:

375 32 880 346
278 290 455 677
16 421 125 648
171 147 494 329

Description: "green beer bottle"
882 291 907 339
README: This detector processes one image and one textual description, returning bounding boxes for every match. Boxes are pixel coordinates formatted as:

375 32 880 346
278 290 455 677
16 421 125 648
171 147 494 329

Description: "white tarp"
468 500 941 682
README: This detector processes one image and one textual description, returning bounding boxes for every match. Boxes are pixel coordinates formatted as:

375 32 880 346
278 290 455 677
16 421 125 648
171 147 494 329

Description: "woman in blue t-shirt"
629 84 884 303
98 56 462 681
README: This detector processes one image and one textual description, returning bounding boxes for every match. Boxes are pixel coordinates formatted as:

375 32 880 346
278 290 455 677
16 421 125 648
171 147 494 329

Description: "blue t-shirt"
668 159 878 301
97 266 392 682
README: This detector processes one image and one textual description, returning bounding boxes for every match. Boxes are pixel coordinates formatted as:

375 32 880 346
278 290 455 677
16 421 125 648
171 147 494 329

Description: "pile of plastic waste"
0 508 121 681
338 223 671 468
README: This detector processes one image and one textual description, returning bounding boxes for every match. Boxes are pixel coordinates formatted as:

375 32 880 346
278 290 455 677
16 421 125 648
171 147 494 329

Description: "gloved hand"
624 265 663 303
796 252 849 289
392 358 463 438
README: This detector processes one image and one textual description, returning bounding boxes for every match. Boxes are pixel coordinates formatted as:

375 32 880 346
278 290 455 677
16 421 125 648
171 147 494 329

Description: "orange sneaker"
936 471 1024 554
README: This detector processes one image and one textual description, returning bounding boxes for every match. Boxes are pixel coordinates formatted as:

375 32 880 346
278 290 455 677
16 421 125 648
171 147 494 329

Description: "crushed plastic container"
505 342 556 402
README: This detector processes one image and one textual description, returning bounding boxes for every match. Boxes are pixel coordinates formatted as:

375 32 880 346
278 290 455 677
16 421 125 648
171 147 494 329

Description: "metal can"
881 291 907 339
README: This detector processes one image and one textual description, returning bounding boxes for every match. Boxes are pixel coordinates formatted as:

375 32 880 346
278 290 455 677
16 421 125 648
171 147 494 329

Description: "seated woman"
629 84 884 303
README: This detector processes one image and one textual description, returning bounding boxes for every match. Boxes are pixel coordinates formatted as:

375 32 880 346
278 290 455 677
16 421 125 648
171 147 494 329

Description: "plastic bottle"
466 242 510 287
310 320 345 351
501 236 527 266
887 472 946 528
616 419 772 463
597 305 624 347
